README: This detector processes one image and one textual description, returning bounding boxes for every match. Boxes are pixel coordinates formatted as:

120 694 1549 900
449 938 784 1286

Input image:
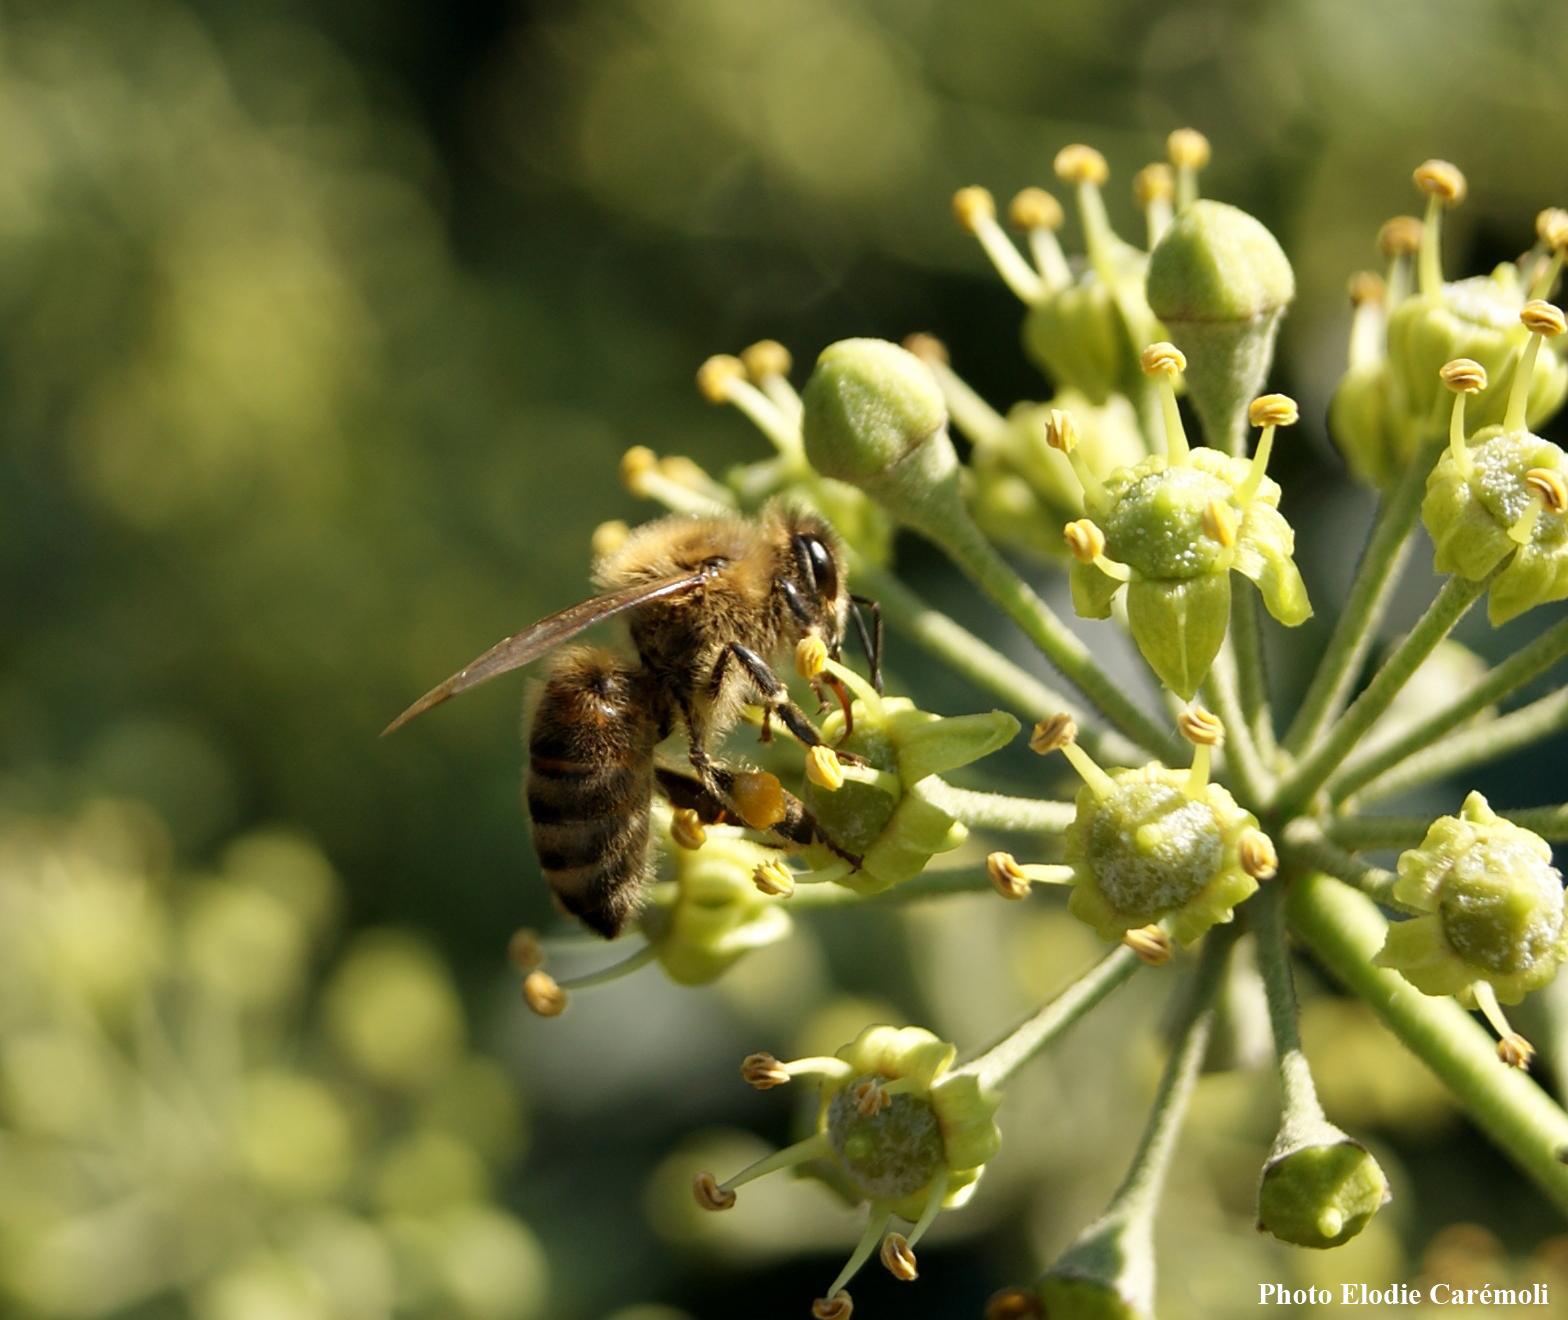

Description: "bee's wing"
380 570 708 736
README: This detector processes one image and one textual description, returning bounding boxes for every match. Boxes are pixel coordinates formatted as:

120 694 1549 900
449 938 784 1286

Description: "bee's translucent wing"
381 570 708 735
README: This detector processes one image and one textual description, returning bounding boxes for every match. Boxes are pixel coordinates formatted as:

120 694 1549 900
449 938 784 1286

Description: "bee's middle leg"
715 643 862 762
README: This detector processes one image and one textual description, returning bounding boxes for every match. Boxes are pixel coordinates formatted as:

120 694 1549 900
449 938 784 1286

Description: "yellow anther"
1377 215 1424 257
692 1172 736 1211
696 354 745 403
741 1051 792 1089
1537 208 1568 253
591 519 630 559
1178 705 1224 747
671 808 707 851
952 185 998 234
1053 144 1109 186
796 633 829 680
1440 358 1488 393
812 1293 854 1320
852 1078 891 1117
1063 518 1107 564
881 1233 919 1282
1498 1033 1536 1070
987 851 1032 901
740 339 792 381
752 860 796 898
1202 499 1238 548
1521 299 1567 337
1525 468 1568 514
507 928 543 971
1348 271 1386 305
1008 186 1064 231
732 770 788 830
1140 341 1187 376
902 331 950 365
659 455 711 489
1167 128 1211 170
985 1287 1044 1320
522 970 566 1018
1029 714 1077 755
1413 159 1467 206
619 444 658 492
1249 393 1299 428
1134 162 1175 206
1238 829 1279 880
1043 408 1078 453
1123 924 1174 966
805 745 846 792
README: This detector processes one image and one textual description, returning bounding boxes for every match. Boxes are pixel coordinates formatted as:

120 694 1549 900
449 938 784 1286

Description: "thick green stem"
917 779 1075 833
1283 449 1432 754
1329 615 1568 802
848 555 1143 766
1286 872 1568 1218
1275 571 1492 816
1343 685 1568 810
1279 821 1400 906
1324 815 1429 851
787 867 998 909
922 516 1185 763
956 944 1142 1091
1231 589 1278 763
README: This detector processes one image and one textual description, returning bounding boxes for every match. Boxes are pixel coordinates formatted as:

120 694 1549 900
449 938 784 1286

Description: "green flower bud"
1375 792 1568 1006
799 665 1018 894
1061 381 1310 697
1329 362 1405 489
1257 1131 1390 1249
1022 247 1160 404
802 338 948 480
1146 201 1295 451
1036 1230 1153 1320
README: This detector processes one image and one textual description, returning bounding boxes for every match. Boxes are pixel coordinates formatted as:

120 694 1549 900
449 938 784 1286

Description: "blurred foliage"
3 0 1568 1316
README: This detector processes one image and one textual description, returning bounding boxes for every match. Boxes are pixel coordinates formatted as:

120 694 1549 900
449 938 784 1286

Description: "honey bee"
383 505 882 937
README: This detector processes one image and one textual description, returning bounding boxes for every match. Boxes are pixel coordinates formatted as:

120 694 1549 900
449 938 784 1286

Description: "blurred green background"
5 1 1568 1317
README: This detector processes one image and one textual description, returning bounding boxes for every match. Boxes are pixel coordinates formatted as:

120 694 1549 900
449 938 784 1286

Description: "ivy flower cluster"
514 133 1568 1318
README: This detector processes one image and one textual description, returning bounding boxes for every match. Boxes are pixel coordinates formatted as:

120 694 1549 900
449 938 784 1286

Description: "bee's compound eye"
801 534 839 602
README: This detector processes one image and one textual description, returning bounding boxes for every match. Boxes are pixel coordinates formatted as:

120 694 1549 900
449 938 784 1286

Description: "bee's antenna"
848 595 883 693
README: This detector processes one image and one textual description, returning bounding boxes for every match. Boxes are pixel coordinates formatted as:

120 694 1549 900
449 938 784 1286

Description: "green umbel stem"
1283 442 1435 755
917 780 1076 833
1275 569 1495 816
1287 872 1568 1216
1254 883 1324 1122
1279 823 1401 907
1230 590 1278 763
1343 684 1568 809
956 944 1143 1092
1203 643 1272 810
1328 615 1568 802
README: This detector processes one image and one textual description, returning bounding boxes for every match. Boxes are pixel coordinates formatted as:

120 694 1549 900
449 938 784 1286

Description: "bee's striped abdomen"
526 647 660 938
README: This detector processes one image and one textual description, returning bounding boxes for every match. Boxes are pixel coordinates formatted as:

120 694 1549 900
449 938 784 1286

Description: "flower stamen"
1440 357 1487 477
954 186 1046 304
1140 342 1190 464
1031 714 1116 798
1008 187 1071 290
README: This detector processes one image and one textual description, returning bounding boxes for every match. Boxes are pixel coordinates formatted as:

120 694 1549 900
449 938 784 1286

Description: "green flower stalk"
1386 162 1568 439
1032 930 1230 1320
1146 190 1295 453
693 1025 1000 1317
1029 710 1274 944
1374 792 1568 1066
1059 353 1310 697
1422 302 1568 624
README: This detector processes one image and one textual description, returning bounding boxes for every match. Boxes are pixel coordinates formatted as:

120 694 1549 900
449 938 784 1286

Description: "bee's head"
776 508 881 693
